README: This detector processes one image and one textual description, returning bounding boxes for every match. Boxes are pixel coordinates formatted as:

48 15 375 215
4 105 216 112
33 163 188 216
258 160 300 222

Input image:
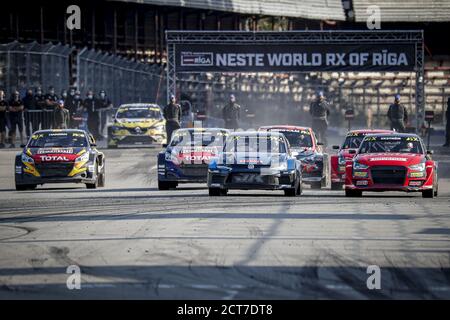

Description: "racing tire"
169 182 178 189
15 184 36 191
345 189 362 197
98 172 105 188
158 180 171 190
310 181 322 189
296 180 302 195
86 165 99 189
209 188 221 196
422 189 434 198
220 189 228 196
331 182 343 190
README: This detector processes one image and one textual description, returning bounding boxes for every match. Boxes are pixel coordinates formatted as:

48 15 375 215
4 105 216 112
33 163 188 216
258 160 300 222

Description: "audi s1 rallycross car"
344 133 438 198
107 103 166 148
15 129 105 190
259 125 329 189
157 128 230 190
207 131 302 196
330 129 393 190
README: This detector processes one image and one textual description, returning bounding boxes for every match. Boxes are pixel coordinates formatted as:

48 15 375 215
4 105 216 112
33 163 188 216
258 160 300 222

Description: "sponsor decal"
181 52 213 66
410 172 425 178
38 148 74 154
369 157 407 162
39 155 70 162
356 180 369 186
354 171 368 178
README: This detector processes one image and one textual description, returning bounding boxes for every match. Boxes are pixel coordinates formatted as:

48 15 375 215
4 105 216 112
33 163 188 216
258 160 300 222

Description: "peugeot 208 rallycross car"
344 133 438 198
207 131 302 196
259 125 329 189
330 129 393 190
157 128 229 190
15 129 105 190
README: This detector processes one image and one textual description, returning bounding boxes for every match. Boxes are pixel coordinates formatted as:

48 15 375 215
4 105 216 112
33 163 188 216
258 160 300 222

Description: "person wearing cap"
163 94 181 143
0 90 8 148
53 100 70 129
387 94 408 133
222 94 241 130
309 91 330 146
444 97 450 147
97 90 113 139
8 90 25 147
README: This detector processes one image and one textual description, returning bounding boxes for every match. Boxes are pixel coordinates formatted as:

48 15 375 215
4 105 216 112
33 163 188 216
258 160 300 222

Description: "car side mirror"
332 145 339 150
90 143 97 147
348 149 356 154
162 143 168 148
427 150 433 155
317 142 324 146
20 144 26 148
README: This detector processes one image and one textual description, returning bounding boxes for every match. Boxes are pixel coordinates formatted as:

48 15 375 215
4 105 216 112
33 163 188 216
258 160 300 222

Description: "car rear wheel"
158 180 171 190
422 189 434 198
86 165 99 189
331 182 343 190
209 188 221 196
220 189 228 196
345 189 362 197
15 184 36 191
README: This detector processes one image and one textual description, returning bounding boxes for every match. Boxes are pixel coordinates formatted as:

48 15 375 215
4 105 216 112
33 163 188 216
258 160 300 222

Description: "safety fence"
0 41 71 97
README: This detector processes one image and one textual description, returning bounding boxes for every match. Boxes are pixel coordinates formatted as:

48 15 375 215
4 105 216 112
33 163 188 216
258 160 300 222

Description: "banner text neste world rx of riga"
175 44 416 72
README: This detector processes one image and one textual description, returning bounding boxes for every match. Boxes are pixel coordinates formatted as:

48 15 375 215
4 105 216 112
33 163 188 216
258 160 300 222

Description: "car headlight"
409 162 425 171
154 125 165 131
21 153 34 163
353 161 368 170
270 161 288 171
75 152 89 163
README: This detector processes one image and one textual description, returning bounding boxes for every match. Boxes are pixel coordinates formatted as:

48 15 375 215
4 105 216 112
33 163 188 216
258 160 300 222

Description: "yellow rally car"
107 103 166 148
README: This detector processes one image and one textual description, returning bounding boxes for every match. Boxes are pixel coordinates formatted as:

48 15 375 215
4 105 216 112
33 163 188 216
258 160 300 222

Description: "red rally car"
330 129 393 190
344 133 438 198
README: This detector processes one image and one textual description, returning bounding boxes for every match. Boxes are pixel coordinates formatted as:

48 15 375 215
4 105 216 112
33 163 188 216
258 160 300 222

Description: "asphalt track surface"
0 146 449 299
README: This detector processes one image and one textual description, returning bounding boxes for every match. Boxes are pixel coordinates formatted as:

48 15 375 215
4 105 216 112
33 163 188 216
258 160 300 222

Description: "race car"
344 133 438 198
330 129 393 190
107 103 166 148
259 125 328 189
15 129 105 190
157 128 229 190
207 131 302 196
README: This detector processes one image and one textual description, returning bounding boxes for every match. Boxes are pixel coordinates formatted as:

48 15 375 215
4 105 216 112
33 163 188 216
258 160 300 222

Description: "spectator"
44 86 58 129
309 91 330 146
444 97 450 147
33 87 46 131
222 94 240 130
70 90 84 129
387 94 408 132
23 88 38 138
97 90 113 139
53 100 70 129
163 94 181 143
0 90 8 148
8 91 24 148
83 90 100 139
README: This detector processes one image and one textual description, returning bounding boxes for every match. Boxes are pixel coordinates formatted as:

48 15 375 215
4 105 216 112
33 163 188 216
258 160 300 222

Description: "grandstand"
1 0 450 129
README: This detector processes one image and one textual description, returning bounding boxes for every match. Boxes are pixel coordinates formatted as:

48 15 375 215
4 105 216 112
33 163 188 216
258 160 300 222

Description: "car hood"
291 147 316 158
26 147 87 163
355 153 424 166
115 118 164 129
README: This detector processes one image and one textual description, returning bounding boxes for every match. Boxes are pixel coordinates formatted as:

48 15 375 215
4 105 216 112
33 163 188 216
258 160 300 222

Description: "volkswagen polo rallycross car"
344 133 438 198
157 128 230 190
207 131 302 196
15 129 105 190
107 103 166 148
259 125 328 189
330 129 393 190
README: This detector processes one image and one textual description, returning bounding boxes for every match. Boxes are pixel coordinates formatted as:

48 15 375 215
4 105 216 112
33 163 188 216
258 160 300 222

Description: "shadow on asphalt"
0 264 448 299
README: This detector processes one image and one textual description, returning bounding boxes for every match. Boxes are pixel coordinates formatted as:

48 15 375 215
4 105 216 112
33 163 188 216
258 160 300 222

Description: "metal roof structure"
112 0 346 21
353 0 450 22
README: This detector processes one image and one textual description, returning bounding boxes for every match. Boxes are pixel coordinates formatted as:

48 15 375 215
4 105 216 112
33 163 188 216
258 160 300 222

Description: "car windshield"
170 130 228 147
359 136 423 154
342 136 364 149
116 107 161 119
224 135 287 154
277 130 312 148
28 132 88 148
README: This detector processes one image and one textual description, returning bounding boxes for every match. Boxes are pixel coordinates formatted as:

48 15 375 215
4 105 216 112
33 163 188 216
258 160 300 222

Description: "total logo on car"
107 103 166 148
259 125 329 189
344 133 438 198
330 129 393 190
14 129 105 190
157 128 230 190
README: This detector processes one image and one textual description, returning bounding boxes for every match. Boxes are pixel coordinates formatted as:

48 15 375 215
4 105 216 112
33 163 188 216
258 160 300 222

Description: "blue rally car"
157 128 229 190
207 131 302 196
